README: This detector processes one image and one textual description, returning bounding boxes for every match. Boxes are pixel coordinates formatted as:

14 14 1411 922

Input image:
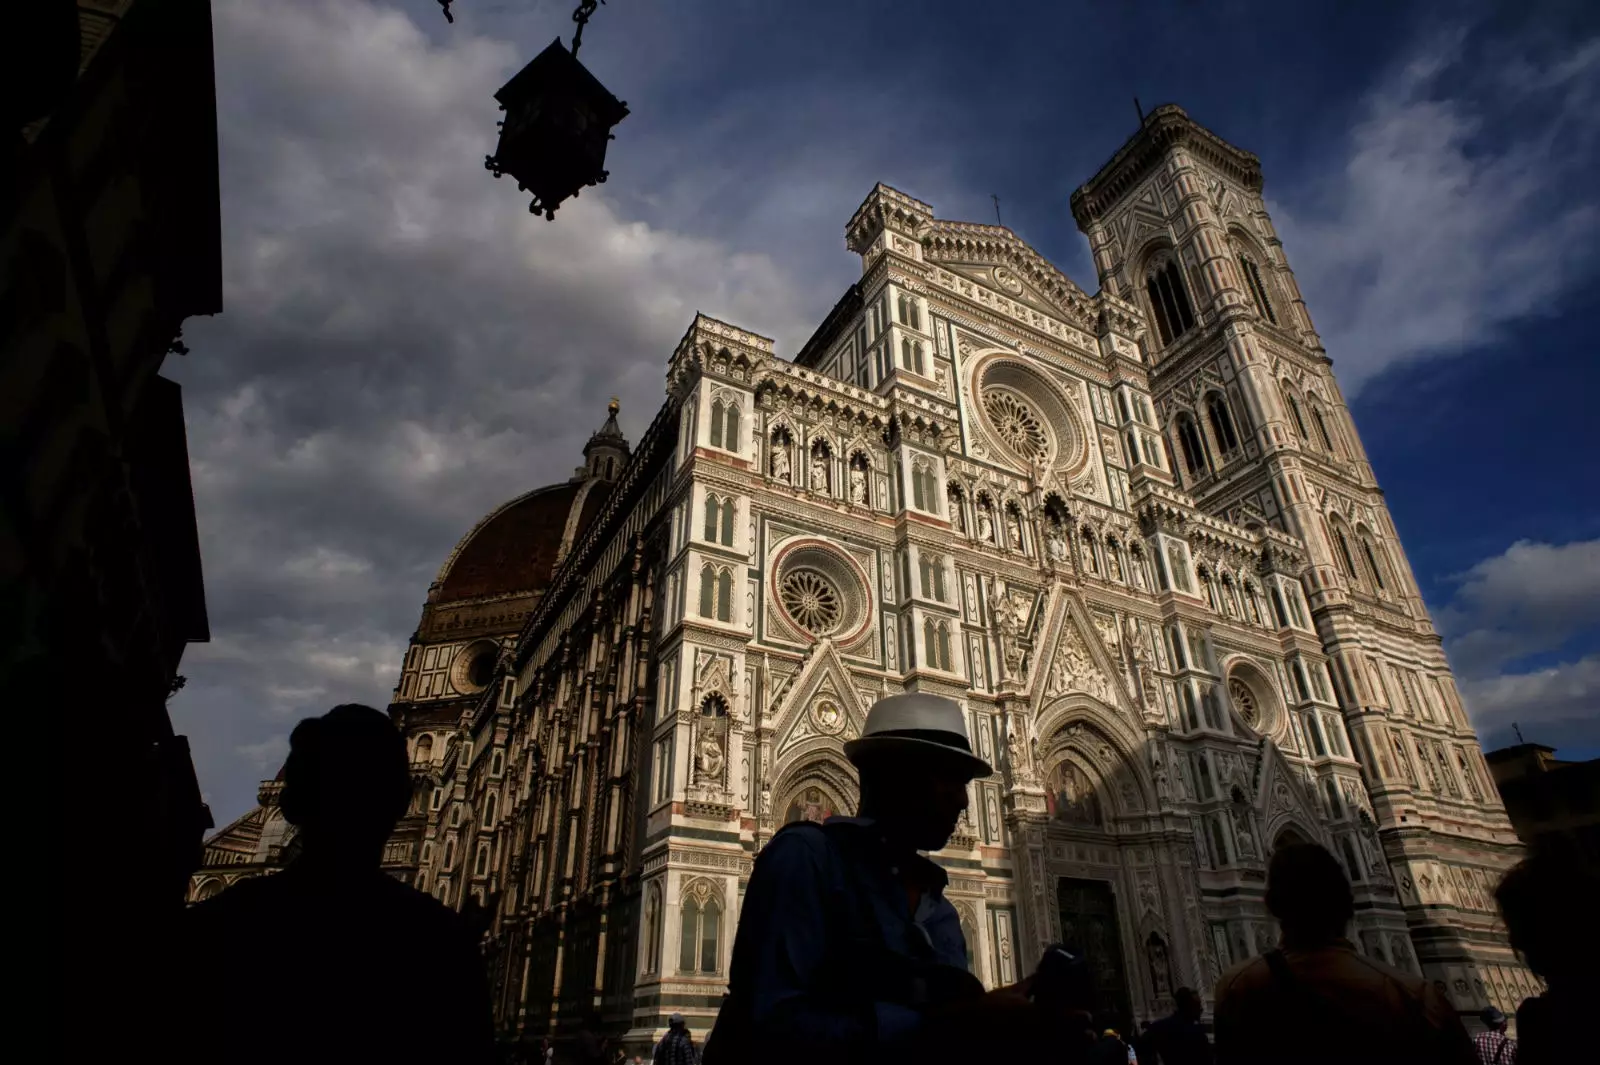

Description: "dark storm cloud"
167 0 831 820
170 0 1600 823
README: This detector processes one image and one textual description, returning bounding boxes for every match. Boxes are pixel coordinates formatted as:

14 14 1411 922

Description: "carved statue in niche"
809 449 830 492
1007 508 1024 550
1080 534 1099 574
1106 545 1123 582
950 490 966 533
1046 528 1068 563
1150 750 1171 802
770 437 790 483
976 501 995 543
759 782 772 815
1044 761 1102 826
697 731 725 781
1129 549 1148 590
1232 806 1259 861
849 462 868 505
990 581 1029 680
1147 934 1172 997
783 786 834 825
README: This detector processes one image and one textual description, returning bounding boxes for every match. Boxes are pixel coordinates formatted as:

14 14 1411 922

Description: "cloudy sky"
167 0 1600 828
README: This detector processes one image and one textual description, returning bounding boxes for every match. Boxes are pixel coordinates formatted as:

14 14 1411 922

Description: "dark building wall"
3 0 222 1049
1485 744 1600 863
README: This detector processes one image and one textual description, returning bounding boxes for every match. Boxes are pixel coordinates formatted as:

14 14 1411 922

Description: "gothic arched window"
900 337 925 375
1332 524 1359 584
414 734 433 764
709 397 739 451
1146 258 1197 346
716 569 733 623
918 553 947 601
474 843 489 877
1206 392 1240 454
1176 414 1209 479
699 564 734 622
1359 533 1389 592
679 889 722 974
481 792 497 828
1281 384 1309 440
1310 405 1337 456
1238 255 1278 324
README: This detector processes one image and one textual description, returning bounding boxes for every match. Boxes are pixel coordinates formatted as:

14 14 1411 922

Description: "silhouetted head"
1265 842 1353 945
668 1012 685 1032
1480 1006 1507 1031
1175 986 1203 1021
1495 845 1600 988
280 704 411 866
846 693 989 852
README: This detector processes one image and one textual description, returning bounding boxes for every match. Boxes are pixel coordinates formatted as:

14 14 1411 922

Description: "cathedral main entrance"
1056 877 1133 1032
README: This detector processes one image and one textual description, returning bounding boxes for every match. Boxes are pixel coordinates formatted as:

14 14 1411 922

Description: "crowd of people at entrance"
167 698 1593 1065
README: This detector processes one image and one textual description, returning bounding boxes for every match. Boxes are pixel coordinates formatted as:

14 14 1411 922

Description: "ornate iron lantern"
442 0 629 220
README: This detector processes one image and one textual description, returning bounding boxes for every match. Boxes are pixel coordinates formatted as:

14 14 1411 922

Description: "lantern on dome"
440 0 629 221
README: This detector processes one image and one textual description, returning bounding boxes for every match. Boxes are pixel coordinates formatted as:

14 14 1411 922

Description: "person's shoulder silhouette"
176 705 494 1065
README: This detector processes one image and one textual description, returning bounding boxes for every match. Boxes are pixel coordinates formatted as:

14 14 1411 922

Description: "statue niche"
1044 761 1103 827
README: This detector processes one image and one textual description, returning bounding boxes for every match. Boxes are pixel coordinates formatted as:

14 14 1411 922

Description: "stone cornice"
846 183 935 254
1071 105 1263 226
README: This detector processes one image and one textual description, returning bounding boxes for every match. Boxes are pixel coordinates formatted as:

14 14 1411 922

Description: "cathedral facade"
195 106 1535 1044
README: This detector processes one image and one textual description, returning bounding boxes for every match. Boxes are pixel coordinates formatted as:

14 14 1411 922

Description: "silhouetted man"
704 693 1046 1065
1144 987 1212 1065
176 704 494 1064
1214 842 1475 1065
1494 845 1599 1064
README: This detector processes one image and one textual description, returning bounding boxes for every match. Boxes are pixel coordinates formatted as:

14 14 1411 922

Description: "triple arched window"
708 395 740 452
703 494 736 547
1146 259 1197 346
698 563 734 623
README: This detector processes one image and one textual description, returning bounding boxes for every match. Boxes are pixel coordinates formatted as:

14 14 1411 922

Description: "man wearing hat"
1473 1007 1516 1064
704 693 1042 1065
654 1013 698 1065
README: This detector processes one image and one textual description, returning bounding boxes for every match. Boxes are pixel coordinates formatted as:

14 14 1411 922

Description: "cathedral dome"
432 481 604 603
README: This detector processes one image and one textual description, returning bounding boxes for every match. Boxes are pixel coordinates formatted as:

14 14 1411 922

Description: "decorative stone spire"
578 396 631 482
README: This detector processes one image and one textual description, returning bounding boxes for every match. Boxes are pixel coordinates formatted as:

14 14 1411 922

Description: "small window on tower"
1239 256 1278 325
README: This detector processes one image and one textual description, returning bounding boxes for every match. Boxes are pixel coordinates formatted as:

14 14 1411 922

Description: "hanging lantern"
444 0 628 220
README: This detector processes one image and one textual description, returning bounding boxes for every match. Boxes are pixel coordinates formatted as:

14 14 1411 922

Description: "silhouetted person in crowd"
1473 1007 1516 1064
1088 1021 1136 1065
704 693 1051 1065
1214 842 1475 1065
654 1013 698 1065
1143 987 1212 1065
176 704 494 1064
578 1015 611 1065
1494 845 1600 1064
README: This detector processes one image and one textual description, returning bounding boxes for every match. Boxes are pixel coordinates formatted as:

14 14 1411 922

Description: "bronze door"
1056 877 1133 1031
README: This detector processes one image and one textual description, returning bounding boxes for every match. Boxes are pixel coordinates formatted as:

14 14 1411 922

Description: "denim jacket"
711 817 975 1064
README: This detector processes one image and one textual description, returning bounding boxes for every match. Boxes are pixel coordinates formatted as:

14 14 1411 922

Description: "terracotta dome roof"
433 480 612 603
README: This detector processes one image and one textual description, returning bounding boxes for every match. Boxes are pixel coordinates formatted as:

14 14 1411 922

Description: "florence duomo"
192 103 1538 1044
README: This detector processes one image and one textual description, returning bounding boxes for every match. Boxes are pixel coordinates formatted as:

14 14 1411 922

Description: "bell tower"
1072 105 1524 1004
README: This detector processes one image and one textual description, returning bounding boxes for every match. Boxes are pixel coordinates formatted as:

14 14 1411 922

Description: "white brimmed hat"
844 692 991 779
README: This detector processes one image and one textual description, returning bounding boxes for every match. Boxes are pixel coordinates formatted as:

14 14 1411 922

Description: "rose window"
1229 679 1259 727
780 568 842 635
983 389 1049 462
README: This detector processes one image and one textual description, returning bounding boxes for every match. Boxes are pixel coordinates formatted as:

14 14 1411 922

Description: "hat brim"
844 734 992 779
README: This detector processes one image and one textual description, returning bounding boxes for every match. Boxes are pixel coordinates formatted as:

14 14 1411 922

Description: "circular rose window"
983 389 1049 462
780 569 842 635
771 541 872 644
1229 678 1259 728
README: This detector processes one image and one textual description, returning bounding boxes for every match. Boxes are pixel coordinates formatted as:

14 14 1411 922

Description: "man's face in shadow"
861 752 974 852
